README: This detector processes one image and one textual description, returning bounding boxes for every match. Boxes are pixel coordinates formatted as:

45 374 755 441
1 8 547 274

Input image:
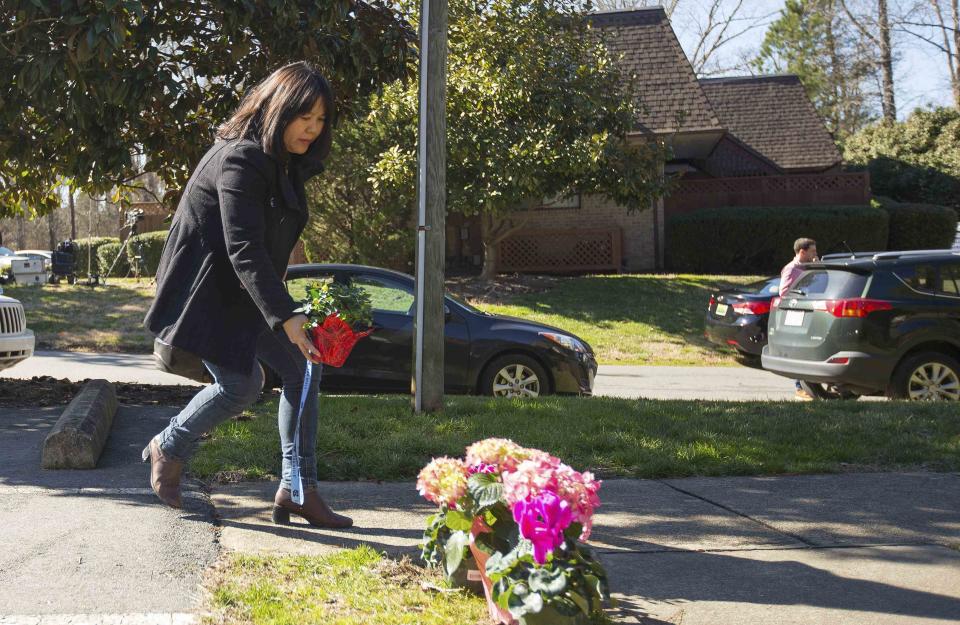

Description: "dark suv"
762 250 960 401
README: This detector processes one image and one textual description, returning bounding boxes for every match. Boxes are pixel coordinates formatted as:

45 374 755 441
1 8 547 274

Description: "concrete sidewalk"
2 402 958 624
5 350 802 400
212 473 960 625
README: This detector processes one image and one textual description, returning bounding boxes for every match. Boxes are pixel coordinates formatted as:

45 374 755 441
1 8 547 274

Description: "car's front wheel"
889 351 960 401
480 354 550 398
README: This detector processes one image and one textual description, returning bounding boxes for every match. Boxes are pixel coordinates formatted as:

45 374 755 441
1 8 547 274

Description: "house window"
538 193 580 210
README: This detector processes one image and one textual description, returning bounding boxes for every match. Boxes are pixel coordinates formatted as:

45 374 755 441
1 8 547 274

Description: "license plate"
714 303 728 317
783 309 804 326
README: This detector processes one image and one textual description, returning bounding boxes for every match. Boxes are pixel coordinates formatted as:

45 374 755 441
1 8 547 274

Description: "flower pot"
470 517 518 625
445 549 485 596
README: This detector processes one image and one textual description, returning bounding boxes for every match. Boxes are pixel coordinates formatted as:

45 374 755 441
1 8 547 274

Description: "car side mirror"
444 304 452 320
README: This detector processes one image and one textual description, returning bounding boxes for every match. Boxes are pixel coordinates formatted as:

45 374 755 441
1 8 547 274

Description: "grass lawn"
190 395 960 483
3 278 155 352
203 546 491 625
473 273 760 365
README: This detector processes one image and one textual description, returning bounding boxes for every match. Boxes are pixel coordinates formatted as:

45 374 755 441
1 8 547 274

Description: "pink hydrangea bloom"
416 457 468 508
513 490 573 564
468 462 498 475
502 457 601 540
465 438 557 473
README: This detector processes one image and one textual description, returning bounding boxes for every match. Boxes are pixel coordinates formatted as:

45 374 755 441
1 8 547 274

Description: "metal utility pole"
413 0 448 413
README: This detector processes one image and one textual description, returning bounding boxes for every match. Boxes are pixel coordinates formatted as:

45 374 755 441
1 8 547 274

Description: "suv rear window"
788 269 867 299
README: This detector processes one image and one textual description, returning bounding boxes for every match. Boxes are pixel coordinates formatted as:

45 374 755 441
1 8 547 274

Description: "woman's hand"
283 314 322 364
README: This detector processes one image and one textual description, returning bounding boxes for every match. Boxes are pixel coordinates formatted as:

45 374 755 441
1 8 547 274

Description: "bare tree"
590 0 775 75
897 0 960 107
839 0 899 120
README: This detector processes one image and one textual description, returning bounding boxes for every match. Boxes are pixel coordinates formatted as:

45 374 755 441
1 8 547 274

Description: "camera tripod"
103 218 147 284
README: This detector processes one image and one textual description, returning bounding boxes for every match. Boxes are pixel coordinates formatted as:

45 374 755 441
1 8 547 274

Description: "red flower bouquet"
297 281 374 367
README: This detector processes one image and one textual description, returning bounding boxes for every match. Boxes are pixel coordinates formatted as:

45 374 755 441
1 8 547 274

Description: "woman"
143 61 351 529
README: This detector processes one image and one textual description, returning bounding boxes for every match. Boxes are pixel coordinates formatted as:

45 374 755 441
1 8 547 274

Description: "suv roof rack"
819 249 958 262
870 249 958 261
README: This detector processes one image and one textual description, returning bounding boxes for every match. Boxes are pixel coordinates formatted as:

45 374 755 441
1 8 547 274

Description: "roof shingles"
700 75 842 171
590 9 721 134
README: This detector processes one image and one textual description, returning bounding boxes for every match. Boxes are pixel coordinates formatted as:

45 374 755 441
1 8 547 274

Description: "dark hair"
794 237 817 254
217 61 336 164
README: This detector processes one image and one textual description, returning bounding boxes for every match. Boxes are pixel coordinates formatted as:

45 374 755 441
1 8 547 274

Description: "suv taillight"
824 298 893 318
732 300 771 315
708 295 716 310
771 297 781 309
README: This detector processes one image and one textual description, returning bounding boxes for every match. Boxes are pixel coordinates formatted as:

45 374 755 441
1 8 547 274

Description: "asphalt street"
6 350 801 400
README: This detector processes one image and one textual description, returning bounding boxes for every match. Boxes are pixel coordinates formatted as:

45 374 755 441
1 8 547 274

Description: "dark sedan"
266 264 598 397
704 276 780 363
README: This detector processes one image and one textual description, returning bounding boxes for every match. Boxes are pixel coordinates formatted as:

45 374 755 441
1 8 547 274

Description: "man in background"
779 237 818 399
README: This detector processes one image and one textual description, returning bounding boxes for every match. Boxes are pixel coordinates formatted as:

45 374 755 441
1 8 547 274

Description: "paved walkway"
6 351 802 400
1 403 958 624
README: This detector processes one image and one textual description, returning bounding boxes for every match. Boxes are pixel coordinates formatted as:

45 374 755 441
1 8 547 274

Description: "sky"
665 0 954 119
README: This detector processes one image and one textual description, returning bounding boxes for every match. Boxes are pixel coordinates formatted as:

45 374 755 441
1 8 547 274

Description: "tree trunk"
47 210 56 250
69 189 77 240
15 213 26 249
878 0 896 122
479 215 499 281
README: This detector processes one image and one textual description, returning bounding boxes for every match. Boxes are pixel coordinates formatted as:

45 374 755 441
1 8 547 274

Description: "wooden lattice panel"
665 172 871 215
498 228 622 273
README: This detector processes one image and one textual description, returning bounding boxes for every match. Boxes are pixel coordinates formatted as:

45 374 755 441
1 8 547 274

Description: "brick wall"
509 194 658 271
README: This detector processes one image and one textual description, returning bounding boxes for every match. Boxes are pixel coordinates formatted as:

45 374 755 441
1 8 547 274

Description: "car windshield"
0 247 14 256
788 269 867 298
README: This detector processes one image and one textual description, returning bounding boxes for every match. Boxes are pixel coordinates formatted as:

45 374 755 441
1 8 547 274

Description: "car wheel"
889 351 960 401
480 354 550 398
799 380 860 400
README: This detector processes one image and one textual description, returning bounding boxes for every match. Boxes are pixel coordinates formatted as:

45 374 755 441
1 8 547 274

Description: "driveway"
6 351 801 401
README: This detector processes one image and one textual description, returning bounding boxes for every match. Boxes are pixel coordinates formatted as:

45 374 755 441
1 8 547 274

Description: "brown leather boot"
142 437 183 509
272 486 353 528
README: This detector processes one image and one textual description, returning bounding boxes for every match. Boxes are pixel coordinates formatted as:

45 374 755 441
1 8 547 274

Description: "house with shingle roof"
446 7 870 273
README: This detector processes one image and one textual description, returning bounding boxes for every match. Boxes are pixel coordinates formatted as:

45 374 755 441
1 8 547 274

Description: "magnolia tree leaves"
0 0 413 217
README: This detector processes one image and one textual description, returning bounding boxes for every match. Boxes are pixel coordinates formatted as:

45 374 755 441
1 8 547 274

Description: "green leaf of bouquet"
443 530 470 577
564 522 583 541
444 509 473 532
468 472 504 509
529 566 568 595
569 590 590 615
583 574 604 599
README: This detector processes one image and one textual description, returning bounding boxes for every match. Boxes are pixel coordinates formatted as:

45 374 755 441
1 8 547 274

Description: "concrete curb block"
41 379 117 469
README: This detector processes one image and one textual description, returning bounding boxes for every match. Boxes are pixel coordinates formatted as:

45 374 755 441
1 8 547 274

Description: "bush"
666 205 889 273
844 108 960 209
73 237 120 276
875 198 958 251
129 230 168 276
97 242 128 277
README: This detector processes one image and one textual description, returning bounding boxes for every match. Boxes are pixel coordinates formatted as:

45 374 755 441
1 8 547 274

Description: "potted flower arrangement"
417 439 608 625
296 281 374 367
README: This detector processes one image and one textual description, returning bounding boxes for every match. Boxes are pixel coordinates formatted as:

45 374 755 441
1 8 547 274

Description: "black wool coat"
145 137 324 374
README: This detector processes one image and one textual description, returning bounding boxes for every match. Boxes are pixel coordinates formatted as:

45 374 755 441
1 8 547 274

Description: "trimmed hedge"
96 242 128 277
666 206 890 273
875 198 958 251
73 237 120 276
130 230 169 276
95 230 169 277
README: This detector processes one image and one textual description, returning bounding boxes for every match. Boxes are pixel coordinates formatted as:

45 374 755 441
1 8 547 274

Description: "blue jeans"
155 329 322 490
